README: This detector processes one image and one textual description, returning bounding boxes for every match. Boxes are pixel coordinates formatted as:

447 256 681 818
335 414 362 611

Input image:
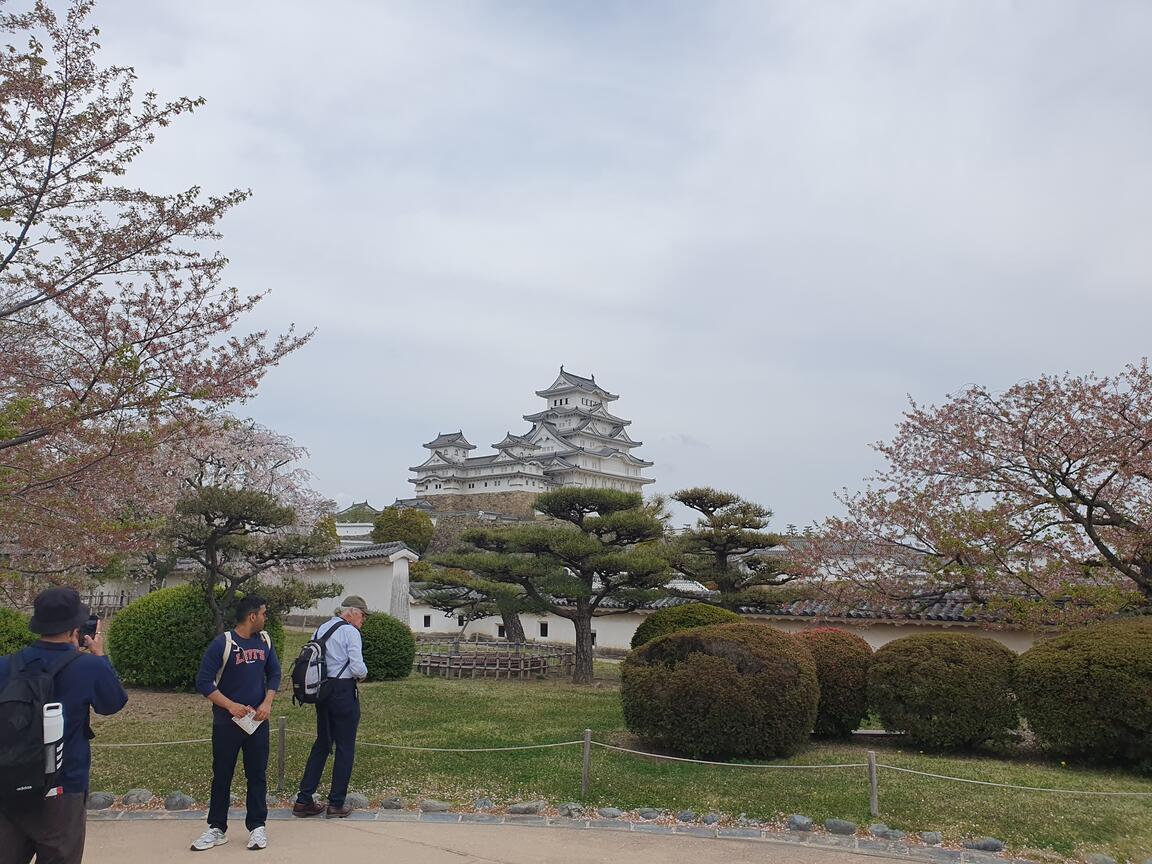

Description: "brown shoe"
326 804 353 818
292 801 325 818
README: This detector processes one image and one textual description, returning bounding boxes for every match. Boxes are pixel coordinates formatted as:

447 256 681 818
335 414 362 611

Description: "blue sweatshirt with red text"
195 631 281 725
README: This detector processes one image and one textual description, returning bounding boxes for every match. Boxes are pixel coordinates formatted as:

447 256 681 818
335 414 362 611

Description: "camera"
80 613 99 641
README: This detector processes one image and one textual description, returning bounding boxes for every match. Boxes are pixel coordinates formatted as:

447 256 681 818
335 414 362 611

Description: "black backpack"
290 620 350 705
0 650 83 801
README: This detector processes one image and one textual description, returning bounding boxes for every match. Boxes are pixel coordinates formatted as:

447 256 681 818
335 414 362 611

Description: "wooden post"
581 728 592 799
867 750 879 817
277 716 287 793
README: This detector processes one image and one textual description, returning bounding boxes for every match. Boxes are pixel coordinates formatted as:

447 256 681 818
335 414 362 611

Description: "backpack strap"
10 648 84 679
259 630 271 649
315 619 350 647
215 631 236 685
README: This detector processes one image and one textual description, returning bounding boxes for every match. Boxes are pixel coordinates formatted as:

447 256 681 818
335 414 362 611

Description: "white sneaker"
190 827 228 851
246 827 267 851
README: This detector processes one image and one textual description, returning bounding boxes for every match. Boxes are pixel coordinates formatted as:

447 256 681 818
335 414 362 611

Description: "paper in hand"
232 710 263 735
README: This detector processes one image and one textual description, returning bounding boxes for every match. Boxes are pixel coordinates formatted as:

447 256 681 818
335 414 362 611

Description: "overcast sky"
93 1 1152 528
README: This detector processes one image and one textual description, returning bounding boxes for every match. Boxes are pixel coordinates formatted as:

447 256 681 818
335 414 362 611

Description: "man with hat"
0 587 128 864
292 596 369 819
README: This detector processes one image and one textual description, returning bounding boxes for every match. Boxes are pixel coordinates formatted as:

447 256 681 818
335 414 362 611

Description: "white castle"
410 368 655 499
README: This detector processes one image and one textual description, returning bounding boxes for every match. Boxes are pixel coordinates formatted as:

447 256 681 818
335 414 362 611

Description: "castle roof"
423 431 475 450
492 432 540 451
535 367 619 402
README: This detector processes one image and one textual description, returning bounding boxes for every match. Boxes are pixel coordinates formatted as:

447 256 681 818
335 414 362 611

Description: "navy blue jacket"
0 642 129 794
195 631 281 725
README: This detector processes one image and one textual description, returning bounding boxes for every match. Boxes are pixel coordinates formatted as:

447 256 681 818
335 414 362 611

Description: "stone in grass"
557 803 584 818
920 832 943 846
701 812 721 825
677 811 696 823
787 815 813 832
825 819 858 836
419 799 452 813
121 789 154 807
1084 856 1117 864
963 837 1005 853
380 797 404 810
86 792 115 810
163 792 194 811
345 793 370 809
869 823 905 841
597 807 623 819
266 795 280 809
473 797 494 811
637 808 662 820
507 800 547 815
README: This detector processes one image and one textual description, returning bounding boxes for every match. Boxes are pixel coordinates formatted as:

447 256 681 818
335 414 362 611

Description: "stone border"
87 808 1032 864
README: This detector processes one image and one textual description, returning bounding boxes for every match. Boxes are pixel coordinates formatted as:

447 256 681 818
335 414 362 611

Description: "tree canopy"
802 361 1152 624
0 1 308 585
371 507 435 554
435 488 669 683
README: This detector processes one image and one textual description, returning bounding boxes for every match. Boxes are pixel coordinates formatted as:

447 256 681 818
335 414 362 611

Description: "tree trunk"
497 598 526 643
571 610 594 684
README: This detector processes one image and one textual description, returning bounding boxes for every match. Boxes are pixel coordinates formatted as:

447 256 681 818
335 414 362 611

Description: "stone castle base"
418 491 539 518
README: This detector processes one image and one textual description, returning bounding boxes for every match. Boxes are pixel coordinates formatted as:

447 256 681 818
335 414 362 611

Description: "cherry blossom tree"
801 361 1152 625
165 416 339 634
0 1 310 583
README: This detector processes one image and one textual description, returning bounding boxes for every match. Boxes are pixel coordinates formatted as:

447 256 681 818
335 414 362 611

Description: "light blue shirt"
314 617 367 680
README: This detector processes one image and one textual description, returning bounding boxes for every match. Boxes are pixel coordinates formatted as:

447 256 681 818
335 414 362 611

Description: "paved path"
87 821 894 864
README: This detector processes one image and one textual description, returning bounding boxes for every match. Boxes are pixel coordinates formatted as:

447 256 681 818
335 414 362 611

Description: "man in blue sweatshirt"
0 586 128 864
191 595 281 852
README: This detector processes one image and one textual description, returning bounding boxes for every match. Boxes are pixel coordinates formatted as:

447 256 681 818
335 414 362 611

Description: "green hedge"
621 622 819 759
0 607 36 655
1017 617 1152 769
630 602 741 649
795 627 872 737
869 633 1018 749
360 612 415 681
107 585 285 689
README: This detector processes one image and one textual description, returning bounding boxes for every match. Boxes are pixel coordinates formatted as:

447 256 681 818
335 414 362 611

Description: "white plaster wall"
406 602 1046 653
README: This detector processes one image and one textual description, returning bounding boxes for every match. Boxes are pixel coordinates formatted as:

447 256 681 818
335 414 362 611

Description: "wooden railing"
415 640 575 679
82 590 137 620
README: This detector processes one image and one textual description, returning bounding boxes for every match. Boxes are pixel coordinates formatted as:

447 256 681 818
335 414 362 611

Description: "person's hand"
253 700 273 722
83 629 105 657
229 701 253 720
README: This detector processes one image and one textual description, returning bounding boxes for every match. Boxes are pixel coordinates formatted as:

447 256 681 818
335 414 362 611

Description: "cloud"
89 0 1152 526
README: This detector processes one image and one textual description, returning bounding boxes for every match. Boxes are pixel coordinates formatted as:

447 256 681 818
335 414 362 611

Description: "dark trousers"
295 679 360 807
208 720 269 832
0 793 86 864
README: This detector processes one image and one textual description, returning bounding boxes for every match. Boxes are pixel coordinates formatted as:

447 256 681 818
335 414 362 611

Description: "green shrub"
621 622 819 759
107 585 285 689
1016 617 1152 769
0 607 35 655
630 602 741 649
796 627 872 737
869 633 1018 749
360 612 415 681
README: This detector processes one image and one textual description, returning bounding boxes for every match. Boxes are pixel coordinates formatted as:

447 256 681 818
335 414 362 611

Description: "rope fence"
92 722 1152 811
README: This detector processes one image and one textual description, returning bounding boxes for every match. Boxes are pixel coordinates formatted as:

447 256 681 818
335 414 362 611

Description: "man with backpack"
190 595 281 852
0 586 128 864
291 596 368 819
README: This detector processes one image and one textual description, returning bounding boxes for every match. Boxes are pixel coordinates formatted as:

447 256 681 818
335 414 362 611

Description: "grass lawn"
88 631 1152 862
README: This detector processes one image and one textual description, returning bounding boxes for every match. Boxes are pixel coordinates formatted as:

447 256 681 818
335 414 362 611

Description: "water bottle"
43 702 64 775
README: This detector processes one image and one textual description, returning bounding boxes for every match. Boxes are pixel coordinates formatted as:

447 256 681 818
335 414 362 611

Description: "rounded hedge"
107 585 285 689
1016 617 1152 768
621 622 819 759
796 627 873 737
630 602 741 649
0 607 35 655
869 633 1018 749
359 612 415 681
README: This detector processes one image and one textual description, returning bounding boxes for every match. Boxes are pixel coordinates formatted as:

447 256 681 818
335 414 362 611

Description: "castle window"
498 625 506 639
457 615 465 627
423 615 431 628
539 622 549 638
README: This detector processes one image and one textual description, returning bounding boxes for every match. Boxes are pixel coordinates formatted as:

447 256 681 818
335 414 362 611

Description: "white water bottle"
43 702 64 775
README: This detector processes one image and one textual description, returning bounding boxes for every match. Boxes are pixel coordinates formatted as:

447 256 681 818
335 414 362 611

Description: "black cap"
28 587 90 636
